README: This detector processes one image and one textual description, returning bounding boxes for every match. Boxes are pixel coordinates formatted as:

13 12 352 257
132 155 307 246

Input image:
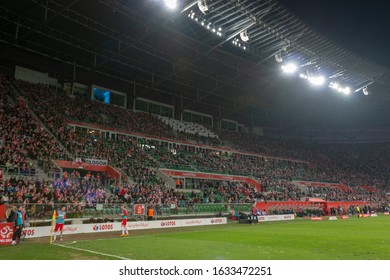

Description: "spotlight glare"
281 63 298 74
218 27 222 31
308 76 325 86
164 0 177 9
299 73 307 79
329 82 351 95
330 82 340 90
212 28 216 32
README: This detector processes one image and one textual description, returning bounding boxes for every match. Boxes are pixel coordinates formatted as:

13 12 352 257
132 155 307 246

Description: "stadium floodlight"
188 12 223 36
281 63 298 74
308 75 325 86
198 0 209 14
363 87 370 96
232 38 247 50
329 82 351 95
240 30 250 42
338 86 351 95
329 82 340 90
299 73 308 79
275 53 283 63
343 87 351 95
164 0 177 10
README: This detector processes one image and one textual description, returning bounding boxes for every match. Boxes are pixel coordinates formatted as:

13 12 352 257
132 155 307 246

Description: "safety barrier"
20 217 227 239
0 203 250 223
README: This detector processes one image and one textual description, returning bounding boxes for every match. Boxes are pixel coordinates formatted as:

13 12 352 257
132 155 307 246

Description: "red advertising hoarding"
134 204 145 215
0 204 6 221
0 223 14 245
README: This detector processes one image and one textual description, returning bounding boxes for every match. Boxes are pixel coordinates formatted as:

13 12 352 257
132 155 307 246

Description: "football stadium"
1 0 390 265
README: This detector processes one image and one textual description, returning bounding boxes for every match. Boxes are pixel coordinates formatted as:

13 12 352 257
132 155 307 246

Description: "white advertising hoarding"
22 218 227 239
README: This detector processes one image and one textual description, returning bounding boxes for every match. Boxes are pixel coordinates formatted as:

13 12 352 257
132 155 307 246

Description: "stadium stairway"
114 167 129 183
26 104 72 158
291 180 309 194
30 159 50 180
156 168 176 188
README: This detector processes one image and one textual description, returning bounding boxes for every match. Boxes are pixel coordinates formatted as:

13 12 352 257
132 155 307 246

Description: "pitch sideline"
53 242 129 260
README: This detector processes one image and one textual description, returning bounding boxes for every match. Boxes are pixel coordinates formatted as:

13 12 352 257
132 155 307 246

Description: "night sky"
278 0 390 68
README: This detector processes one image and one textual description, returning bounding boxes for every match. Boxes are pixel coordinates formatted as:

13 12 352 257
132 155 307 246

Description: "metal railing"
164 163 195 171
0 165 58 180
3 202 253 222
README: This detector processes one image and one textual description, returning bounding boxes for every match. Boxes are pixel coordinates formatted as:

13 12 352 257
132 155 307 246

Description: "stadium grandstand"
1 0 390 227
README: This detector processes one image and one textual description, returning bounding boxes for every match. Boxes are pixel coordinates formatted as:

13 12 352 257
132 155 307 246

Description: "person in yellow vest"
147 206 154 221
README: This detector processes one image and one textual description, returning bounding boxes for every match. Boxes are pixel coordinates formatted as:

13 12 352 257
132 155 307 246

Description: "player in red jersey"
120 204 129 237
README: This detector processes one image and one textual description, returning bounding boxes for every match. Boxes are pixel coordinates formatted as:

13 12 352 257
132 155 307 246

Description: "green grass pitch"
1 216 389 260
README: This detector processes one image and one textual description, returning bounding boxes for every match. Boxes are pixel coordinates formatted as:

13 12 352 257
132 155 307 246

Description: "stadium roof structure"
181 0 390 87
1 0 390 128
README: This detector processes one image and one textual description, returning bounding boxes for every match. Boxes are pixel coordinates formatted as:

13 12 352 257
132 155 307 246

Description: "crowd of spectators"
0 76 65 174
0 175 257 219
267 204 324 217
258 180 305 201
1 76 389 214
11 79 228 146
158 116 221 146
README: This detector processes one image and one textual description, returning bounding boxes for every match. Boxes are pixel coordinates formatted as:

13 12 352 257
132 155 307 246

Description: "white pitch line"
53 243 129 260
